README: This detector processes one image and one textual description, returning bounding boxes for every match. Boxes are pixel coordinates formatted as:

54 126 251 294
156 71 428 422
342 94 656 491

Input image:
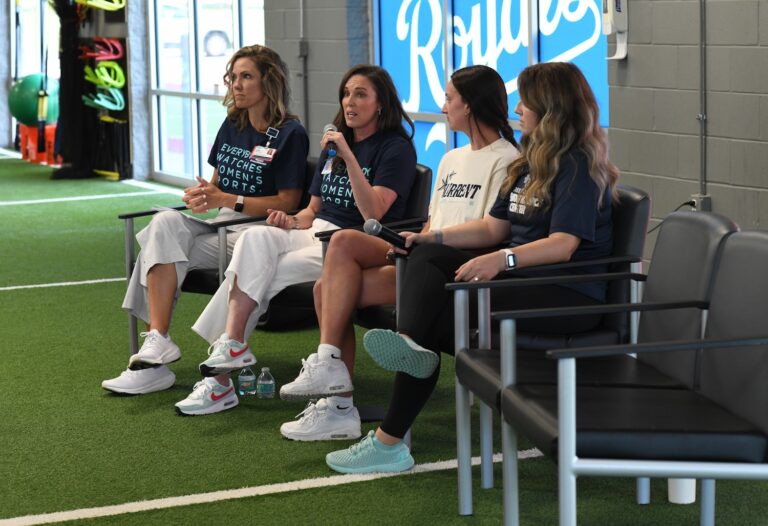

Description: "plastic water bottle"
237 366 257 396
256 367 275 399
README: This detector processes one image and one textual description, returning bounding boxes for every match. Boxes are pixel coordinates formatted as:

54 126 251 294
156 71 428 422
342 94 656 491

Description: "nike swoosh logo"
211 387 233 401
331 354 340 360
229 345 250 358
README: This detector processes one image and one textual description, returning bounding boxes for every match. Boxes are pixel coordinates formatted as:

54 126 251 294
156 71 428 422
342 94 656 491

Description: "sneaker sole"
128 348 182 370
325 455 415 474
279 385 353 401
281 427 362 441
175 396 239 416
101 375 176 395
363 330 439 379
199 352 257 377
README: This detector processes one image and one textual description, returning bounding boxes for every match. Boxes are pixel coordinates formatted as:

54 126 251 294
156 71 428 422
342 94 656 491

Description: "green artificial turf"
3 159 768 525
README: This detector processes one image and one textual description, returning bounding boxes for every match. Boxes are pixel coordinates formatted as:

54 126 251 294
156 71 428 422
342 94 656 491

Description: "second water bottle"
256 367 275 399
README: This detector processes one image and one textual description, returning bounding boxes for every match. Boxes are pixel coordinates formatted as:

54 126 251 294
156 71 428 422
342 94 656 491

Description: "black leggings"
380 243 603 439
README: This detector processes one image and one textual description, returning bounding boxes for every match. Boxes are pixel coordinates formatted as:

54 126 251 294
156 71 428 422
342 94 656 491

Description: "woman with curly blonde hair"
103 45 308 396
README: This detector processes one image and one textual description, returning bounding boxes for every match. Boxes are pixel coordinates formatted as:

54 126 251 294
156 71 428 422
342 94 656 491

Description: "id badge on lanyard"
250 127 280 164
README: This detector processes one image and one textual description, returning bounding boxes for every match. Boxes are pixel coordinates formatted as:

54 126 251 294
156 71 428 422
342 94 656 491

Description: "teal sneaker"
326 430 415 474
363 329 439 379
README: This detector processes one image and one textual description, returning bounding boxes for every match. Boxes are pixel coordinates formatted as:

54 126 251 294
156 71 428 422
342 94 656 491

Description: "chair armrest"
547 335 768 360
461 246 640 272
118 204 185 220
314 216 428 242
501 254 642 274
205 213 271 229
446 271 646 292
120 207 302 229
491 299 707 322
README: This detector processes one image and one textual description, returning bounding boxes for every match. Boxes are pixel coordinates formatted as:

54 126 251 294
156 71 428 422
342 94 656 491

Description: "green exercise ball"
8 74 60 126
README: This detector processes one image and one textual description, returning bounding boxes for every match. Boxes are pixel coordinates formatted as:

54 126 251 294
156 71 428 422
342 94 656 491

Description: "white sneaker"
174 377 239 416
279 353 353 401
280 397 361 441
199 333 256 377
129 330 181 370
101 365 176 394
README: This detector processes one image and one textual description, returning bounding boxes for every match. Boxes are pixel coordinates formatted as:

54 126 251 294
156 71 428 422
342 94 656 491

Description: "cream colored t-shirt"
428 137 519 230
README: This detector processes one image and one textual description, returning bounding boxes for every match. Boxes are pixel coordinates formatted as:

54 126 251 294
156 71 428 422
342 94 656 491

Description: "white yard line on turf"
0 190 180 206
120 178 185 196
0 278 124 292
0 178 183 207
0 450 542 525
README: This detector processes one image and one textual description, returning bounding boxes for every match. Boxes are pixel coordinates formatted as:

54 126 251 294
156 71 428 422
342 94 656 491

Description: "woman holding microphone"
278 65 520 442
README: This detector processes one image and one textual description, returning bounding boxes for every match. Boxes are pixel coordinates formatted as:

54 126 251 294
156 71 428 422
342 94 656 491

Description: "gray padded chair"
487 211 738 525
451 210 738 516
500 229 768 526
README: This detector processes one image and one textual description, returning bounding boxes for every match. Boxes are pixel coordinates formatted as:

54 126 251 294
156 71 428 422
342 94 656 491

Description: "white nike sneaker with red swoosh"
199 333 256 377
175 377 239 416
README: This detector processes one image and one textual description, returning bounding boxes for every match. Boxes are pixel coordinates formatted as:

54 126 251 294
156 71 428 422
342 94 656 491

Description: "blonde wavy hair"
222 45 298 131
502 62 618 210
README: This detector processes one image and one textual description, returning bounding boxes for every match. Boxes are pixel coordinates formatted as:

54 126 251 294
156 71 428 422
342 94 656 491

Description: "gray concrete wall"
609 0 768 255
125 2 151 181
264 0 369 158
0 0 11 148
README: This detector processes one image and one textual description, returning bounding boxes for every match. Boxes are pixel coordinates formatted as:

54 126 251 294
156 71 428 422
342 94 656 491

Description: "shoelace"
188 380 211 400
139 331 160 347
207 336 230 357
347 433 374 456
297 357 319 379
293 400 320 423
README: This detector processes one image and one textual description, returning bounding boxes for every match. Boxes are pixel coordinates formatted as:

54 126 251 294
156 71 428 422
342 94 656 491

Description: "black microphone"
323 123 337 157
363 219 409 251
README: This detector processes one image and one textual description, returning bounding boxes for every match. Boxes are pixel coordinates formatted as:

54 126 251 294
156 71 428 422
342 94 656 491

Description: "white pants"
192 218 338 344
121 209 247 324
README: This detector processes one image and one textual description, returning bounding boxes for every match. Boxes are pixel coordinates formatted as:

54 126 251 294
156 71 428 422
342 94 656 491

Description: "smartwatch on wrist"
234 195 244 212
502 248 517 271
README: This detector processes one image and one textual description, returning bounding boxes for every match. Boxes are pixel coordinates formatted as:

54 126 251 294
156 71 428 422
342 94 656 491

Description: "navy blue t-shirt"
207 118 309 196
309 130 416 228
489 149 613 301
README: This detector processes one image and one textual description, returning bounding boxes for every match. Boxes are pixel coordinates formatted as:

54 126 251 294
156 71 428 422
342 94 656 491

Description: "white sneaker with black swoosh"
279 345 353 401
280 397 361 441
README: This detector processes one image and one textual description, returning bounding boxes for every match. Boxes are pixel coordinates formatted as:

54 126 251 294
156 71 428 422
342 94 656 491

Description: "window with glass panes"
149 0 265 183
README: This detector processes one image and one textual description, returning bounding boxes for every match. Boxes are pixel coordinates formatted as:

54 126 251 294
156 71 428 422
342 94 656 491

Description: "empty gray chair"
497 215 753 526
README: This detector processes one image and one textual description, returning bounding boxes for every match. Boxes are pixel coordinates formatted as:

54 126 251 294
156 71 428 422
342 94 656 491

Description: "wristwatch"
502 248 517 271
234 195 244 212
